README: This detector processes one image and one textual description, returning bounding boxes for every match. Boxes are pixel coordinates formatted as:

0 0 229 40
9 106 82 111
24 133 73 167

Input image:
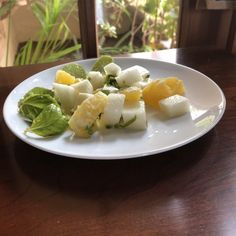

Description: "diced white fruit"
116 67 142 87
100 93 125 126
101 84 119 94
74 93 93 109
159 95 190 118
122 101 147 130
133 78 152 89
71 79 93 93
130 65 150 79
53 83 76 114
104 62 121 76
87 71 105 89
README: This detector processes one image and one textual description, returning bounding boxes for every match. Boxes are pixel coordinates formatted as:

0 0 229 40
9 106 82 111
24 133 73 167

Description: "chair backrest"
77 0 98 59
178 0 236 53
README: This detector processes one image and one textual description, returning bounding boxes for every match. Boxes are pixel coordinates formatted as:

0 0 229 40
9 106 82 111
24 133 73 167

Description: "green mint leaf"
26 104 69 137
85 124 95 136
62 63 87 79
91 55 113 74
114 116 137 128
105 75 120 88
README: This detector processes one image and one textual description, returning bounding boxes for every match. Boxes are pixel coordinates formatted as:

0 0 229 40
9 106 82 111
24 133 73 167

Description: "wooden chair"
178 0 236 53
77 0 98 59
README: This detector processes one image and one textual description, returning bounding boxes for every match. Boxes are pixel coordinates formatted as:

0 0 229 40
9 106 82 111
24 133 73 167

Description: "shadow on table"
13 130 217 202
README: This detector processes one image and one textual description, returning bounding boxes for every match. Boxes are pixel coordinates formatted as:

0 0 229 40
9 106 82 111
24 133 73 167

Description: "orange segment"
120 87 142 103
164 77 185 95
142 77 185 109
55 70 76 85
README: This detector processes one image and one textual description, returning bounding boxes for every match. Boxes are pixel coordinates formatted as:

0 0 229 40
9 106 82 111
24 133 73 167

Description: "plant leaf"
19 93 58 122
42 44 81 63
26 104 69 137
92 55 113 74
62 63 87 79
0 0 16 18
18 87 54 106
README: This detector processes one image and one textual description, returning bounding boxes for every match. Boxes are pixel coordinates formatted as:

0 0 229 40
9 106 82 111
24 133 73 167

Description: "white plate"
3 58 226 160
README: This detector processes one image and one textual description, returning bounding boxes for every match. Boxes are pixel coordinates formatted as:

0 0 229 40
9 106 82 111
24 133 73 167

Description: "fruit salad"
18 56 190 138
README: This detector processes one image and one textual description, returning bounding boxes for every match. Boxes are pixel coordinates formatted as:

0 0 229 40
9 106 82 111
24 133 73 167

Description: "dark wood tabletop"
1 48 236 236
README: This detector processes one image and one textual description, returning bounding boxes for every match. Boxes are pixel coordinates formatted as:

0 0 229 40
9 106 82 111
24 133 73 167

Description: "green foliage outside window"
0 0 81 66
99 0 179 55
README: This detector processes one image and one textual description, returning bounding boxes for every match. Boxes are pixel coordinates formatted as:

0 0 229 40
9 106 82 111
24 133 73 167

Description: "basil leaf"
18 87 54 107
92 55 113 74
62 63 87 79
107 116 137 129
26 104 69 137
19 94 59 121
105 75 120 88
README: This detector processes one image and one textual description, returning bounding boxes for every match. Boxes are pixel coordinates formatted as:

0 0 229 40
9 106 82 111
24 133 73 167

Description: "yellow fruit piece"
69 91 108 138
142 77 185 109
120 87 142 103
55 70 76 85
164 77 185 95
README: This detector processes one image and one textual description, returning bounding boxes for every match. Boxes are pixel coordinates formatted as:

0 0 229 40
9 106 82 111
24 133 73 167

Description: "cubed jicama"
101 85 119 94
116 67 142 87
74 92 93 109
100 93 125 126
129 65 150 79
122 101 147 130
71 79 93 94
87 71 105 89
104 62 121 76
159 94 190 118
133 78 152 89
53 83 76 114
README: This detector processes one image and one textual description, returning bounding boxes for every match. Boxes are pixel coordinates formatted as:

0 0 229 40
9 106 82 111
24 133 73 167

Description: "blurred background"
0 0 180 67
0 0 235 67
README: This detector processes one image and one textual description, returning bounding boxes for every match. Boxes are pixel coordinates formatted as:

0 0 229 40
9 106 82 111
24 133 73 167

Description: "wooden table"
1 48 236 235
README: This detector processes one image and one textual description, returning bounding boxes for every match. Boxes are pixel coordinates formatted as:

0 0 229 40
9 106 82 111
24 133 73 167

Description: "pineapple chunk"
71 80 93 94
87 71 105 90
104 62 121 76
122 101 147 130
100 93 125 126
74 93 93 109
69 91 108 137
159 95 190 118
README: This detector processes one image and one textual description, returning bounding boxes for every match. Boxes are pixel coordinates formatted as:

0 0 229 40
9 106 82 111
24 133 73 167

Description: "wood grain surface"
1 48 236 236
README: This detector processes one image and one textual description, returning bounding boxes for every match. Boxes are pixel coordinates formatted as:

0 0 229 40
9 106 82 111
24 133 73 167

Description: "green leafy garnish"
105 74 120 88
85 124 95 136
100 90 110 95
25 104 69 137
92 55 113 74
62 63 87 79
106 116 136 129
19 94 59 122
18 87 54 107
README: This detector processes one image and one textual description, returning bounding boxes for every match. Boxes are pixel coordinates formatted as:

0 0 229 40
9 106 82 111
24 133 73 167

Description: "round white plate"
3 58 226 160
